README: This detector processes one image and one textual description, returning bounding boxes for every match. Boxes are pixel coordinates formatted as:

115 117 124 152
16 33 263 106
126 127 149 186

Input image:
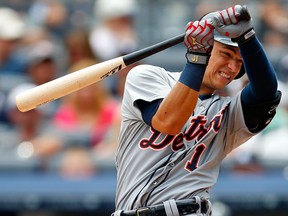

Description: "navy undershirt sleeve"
240 36 278 105
239 36 281 133
136 99 163 126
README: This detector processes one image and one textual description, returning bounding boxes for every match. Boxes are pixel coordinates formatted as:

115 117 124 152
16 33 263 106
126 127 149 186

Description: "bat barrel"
16 57 126 112
15 34 185 112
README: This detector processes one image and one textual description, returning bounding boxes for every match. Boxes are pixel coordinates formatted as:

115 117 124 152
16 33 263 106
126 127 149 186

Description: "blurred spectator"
51 58 121 162
4 84 40 141
26 39 61 118
258 0 288 36
0 91 7 124
278 54 288 83
255 127 288 166
258 0 288 80
1 40 60 123
68 0 94 30
27 0 68 41
90 0 139 98
90 0 138 61
20 25 68 78
65 28 99 68
59 146 96 179
193 0 219 20
0 7 27 75
0 83 61 171
26 40 58 86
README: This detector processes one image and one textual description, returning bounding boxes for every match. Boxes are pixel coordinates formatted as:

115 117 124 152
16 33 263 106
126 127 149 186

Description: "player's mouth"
219 71 231 80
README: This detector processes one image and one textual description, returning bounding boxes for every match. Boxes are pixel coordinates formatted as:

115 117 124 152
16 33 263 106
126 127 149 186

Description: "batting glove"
213 5 255 44
184 20 214 65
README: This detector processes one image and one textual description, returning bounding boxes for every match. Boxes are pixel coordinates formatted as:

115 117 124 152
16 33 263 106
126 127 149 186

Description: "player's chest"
139 106 228 154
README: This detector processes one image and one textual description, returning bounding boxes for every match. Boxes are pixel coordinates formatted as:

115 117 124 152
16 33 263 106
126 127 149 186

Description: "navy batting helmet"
213 30 245 79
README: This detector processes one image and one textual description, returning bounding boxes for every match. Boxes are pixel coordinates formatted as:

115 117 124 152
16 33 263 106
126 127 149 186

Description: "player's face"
201 41 243 94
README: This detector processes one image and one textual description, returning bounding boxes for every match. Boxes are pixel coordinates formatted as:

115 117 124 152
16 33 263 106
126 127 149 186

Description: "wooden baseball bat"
16 5 250 112
16 33 185 112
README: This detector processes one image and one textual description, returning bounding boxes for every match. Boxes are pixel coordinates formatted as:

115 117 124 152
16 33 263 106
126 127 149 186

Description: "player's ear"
234 65 245 79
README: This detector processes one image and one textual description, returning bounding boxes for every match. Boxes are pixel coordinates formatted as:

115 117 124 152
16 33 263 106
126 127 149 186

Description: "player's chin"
215 73 232 87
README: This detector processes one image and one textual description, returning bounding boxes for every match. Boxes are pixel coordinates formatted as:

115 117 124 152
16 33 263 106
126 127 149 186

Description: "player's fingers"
198 20 214 47
216 5 243 25
184 20 214 52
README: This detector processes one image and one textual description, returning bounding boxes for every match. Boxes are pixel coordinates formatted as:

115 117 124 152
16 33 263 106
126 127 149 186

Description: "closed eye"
220 51 231 58
220 50 242 63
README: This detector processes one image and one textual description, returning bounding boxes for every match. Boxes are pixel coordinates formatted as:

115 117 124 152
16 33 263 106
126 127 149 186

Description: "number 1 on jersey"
185 143 206 172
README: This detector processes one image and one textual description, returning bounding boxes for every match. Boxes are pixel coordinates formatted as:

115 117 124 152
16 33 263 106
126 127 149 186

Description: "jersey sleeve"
223 90 281 155
223 93 255 154
121 64 178 121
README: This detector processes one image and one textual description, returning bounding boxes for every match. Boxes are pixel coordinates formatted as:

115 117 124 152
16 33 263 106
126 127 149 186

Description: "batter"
113 5 281 216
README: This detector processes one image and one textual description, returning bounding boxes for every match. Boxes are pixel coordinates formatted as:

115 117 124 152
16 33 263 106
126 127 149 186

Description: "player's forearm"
152 63 205 135
240 36 278 104
152 81 199 135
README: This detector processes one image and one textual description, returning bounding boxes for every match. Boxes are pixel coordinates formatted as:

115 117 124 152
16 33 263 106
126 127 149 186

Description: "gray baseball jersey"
115 64 254 210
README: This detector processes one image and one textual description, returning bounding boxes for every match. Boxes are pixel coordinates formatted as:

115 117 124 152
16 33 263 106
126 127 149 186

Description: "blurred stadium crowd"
0 0 288 216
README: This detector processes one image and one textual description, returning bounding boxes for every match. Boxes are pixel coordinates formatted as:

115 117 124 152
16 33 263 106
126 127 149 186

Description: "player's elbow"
163 127 182 136
152 118 183 135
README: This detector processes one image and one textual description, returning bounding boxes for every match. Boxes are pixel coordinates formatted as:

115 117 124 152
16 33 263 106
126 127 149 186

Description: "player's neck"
199 94 214 100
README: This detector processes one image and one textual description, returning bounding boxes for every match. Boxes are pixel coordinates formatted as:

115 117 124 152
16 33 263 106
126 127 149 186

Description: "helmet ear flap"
234 65 245 79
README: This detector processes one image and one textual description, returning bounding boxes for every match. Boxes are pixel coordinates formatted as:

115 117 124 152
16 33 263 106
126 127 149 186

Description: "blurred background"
0 0 287 216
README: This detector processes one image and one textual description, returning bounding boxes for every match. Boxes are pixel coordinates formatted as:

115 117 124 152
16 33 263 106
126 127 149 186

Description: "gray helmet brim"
214 30 238 47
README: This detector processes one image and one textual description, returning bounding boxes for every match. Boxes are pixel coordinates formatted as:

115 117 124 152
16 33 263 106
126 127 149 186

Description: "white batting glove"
184 20 214 65
213 5 255 44
184 20 214 53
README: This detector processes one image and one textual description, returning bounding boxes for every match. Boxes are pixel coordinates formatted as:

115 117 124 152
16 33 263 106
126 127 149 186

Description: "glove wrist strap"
185 52 210 65
232 28 256 45
179 63 205 91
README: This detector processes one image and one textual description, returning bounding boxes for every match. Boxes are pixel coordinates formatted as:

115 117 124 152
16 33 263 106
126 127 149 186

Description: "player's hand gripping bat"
16 6 250 112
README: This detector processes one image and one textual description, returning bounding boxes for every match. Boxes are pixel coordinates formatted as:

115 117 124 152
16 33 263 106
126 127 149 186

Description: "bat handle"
238 5 251 21
123 33 184 66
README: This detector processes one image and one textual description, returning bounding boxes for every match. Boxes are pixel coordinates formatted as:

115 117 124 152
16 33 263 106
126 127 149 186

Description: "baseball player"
112 5 281 216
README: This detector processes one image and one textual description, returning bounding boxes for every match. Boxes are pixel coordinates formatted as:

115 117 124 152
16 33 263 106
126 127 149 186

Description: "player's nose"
227 59 242 73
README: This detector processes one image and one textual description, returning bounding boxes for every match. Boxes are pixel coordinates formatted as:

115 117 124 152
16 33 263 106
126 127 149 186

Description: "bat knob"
238 5 251 21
